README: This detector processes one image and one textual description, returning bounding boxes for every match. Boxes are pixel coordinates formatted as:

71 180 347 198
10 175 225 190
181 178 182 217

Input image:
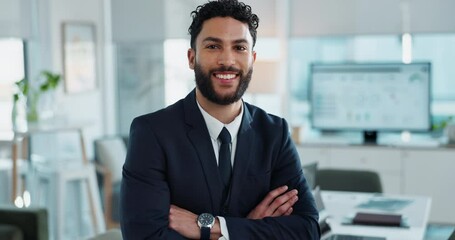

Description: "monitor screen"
310 62 431 134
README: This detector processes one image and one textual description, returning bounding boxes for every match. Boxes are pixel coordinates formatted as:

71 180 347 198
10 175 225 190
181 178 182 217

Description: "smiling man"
120 0 320 239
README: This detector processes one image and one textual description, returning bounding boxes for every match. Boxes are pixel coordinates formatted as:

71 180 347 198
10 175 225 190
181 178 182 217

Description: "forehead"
197 17 253 45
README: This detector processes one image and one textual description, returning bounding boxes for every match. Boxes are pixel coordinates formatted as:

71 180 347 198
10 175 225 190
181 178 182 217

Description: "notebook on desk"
352 212 402 227
313 187 386 240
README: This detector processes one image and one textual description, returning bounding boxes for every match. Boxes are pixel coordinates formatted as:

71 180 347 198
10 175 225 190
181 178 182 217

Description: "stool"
32 162 105 240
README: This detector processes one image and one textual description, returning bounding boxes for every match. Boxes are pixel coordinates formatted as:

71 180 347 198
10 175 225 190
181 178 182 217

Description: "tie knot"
218 127 231 144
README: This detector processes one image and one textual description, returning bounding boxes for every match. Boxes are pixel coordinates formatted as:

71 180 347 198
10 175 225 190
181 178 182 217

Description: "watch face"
198 213 214 227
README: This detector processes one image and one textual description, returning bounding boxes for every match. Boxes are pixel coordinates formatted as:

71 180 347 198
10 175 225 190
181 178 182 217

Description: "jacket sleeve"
225 119 321 240
120 117 186 240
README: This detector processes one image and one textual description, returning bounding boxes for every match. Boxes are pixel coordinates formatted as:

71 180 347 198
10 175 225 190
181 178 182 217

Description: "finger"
247 186 289 219
260 185 289 207
284 207 293 216
170 204 182 210
271 195 298 217
263 189 298 217
170 204 181 214
268 189 298 213
257 186 289 215
170 205 190 218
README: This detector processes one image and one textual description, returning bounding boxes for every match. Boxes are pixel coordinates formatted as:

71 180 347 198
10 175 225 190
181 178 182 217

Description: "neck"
196 89 242 124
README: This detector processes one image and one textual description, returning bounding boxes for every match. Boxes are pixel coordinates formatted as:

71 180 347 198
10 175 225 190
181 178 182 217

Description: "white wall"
409 0 455 33
164 0 278 39
290 0 402 36
290 0 455 37
111 0 165 42
0 0 31 38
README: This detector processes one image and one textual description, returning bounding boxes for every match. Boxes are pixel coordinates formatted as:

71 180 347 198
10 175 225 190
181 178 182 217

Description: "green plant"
39 71 61 92
432 116 454 131
13 78 29 102
13 70 61 122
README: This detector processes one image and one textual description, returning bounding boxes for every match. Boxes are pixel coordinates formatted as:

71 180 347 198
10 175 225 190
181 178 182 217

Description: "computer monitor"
309 62 431 144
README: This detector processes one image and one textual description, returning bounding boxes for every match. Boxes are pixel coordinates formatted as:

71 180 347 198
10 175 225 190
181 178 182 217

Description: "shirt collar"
196 100 243 142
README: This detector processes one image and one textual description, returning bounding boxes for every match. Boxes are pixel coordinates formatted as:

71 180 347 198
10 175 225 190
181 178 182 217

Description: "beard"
194 62 253 105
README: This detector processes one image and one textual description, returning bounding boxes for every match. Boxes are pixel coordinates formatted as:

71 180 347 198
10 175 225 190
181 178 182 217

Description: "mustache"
210 66 241 73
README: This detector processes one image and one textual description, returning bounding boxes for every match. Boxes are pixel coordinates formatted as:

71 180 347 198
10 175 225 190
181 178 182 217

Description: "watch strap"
201 226 211 240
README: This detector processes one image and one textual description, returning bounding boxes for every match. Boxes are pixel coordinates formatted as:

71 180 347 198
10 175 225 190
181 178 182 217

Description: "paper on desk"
356 198 413 212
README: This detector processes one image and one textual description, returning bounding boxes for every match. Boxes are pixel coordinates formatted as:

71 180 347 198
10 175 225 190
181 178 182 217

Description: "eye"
206 44 220 49
235 45 248 52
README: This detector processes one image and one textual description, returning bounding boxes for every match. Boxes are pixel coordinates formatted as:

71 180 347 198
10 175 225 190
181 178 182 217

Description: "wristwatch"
197 213 215 240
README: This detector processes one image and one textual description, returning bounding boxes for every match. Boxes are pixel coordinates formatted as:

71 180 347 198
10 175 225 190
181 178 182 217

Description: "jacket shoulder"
131 99 185 127
244 102 286 127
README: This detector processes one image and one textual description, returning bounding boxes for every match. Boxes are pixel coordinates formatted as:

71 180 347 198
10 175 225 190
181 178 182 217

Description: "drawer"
297 146 331 167
329 147 401 172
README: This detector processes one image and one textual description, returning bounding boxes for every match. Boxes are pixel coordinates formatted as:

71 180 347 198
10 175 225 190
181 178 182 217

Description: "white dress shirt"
196 100 243 240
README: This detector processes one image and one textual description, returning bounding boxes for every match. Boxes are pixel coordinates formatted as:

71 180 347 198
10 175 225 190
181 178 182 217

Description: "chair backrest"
315 168 383 193
88 228 122 240
94 137 127 183
302 162 318 189
0 206 48 240
449 228 455 240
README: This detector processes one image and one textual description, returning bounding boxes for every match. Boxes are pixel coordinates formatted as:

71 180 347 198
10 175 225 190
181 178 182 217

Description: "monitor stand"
363 131 378 145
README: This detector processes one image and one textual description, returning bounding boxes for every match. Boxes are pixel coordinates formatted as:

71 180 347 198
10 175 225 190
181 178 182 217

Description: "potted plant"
12 78 29 131
13 70 61 124
431 116 454 138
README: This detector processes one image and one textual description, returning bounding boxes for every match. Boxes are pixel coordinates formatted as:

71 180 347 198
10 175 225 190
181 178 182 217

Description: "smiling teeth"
216 74 236 79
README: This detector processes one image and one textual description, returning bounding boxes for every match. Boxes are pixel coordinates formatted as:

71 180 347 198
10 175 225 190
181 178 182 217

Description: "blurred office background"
0 0 454 239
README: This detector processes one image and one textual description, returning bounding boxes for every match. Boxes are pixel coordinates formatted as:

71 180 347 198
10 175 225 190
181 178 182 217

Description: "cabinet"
297 144 455 224
401 148 455 224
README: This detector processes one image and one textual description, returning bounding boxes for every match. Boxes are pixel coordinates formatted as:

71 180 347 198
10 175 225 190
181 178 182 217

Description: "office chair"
449 228 455 240
302 162 318 189
88 228 122 240
315 169 383 193
94 136 127 229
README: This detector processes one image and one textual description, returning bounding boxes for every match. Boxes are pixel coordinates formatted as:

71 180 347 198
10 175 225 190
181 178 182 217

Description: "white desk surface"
322 191 432 240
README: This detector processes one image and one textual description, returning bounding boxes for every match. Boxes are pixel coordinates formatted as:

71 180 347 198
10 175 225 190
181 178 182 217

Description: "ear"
252 50 257 63
188 48 195 70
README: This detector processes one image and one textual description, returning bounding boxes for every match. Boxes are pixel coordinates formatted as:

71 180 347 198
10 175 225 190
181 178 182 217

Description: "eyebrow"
202 37 249 45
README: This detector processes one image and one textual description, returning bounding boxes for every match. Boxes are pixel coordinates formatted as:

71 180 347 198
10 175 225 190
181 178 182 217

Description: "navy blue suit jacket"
120 90 320 239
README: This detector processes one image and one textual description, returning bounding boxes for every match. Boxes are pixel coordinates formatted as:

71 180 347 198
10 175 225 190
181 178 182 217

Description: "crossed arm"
168 185 299 239
121 117 320 239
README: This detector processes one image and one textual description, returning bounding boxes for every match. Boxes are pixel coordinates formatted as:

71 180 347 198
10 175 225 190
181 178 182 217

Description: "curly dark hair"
188 0 259 49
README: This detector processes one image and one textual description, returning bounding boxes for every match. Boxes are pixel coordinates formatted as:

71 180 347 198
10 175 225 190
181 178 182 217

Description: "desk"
298 144 454 224
322 191 431 240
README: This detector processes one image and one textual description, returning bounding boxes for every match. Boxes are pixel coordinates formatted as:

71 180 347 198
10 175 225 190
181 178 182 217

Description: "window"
164 39 194 106
413 34 455 101
0 38 25 132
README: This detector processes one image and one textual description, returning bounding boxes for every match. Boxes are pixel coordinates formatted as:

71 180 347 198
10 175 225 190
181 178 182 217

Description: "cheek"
240 55 254 66
196 57 215 71
198 53 217 65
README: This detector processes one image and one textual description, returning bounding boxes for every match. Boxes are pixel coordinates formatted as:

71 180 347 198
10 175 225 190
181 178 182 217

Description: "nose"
217 49 235 66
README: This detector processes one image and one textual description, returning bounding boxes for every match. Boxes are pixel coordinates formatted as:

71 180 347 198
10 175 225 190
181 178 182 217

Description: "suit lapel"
183 90 224 214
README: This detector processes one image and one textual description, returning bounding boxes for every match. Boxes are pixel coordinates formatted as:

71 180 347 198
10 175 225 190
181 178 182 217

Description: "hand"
169 205 222 239
247 185 299 220
169 205 200 239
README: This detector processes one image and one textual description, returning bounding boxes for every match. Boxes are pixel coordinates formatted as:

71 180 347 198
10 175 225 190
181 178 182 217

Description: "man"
120 0 320 239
